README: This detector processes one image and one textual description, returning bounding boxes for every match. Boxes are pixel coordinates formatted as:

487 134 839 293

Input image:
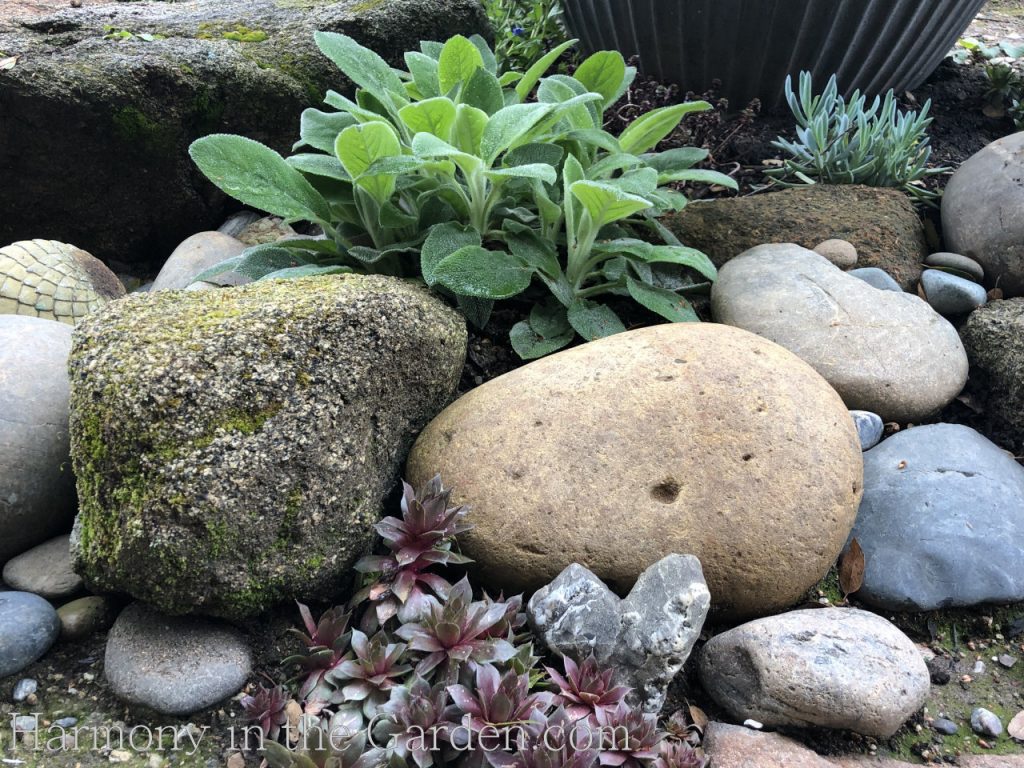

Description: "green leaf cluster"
769 72 948 205
189 33 734 358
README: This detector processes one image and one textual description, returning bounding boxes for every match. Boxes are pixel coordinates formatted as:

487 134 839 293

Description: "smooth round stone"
921 269 988 316
943 132 1024 296
932 717 958 735
150 232 248 291
12 678 37 702
848 267 903 292
408 323 864 619
699 607 929 738
852 423 1024 610
104 603 252 715
850 410 884 451
3 535 82 599
0 592 60 678
971 707 1003 737
925 252 985 283
712 245 968 422
813 239 858 269
57 596 117 642
0 316 76 564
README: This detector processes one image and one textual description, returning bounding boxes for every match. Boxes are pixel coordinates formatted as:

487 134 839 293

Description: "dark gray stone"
851 423 1024 611
698 608 929 738
848 267 903 292
527 554 711 713
711 245 968 422
2 535 82 600
971 707 1002 737
104 603 251 716
0 0 490 269
925 252 985 283
943 132 1024 296
70 275 466 619
0 592 60 678
0 316 76 564
850 410 883 451
921 269 987 316
932 717 958 735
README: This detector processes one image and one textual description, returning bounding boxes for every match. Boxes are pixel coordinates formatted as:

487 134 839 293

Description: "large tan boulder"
406 323 863 618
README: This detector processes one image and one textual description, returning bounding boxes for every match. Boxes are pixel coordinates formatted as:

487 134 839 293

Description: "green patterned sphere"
0 240 125 325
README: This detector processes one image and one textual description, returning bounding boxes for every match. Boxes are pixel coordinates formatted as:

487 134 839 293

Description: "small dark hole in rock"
651 479 680 504
742 453 753 461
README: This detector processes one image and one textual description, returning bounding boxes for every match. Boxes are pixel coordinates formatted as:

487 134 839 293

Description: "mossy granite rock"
68 275 466 619
662 185 927 290
0 0 489 270
960 298 1024 453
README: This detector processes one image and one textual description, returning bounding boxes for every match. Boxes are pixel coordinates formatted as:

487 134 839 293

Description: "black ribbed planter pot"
560 0 987 112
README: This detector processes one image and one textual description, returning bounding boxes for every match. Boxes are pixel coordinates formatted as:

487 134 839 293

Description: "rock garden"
3 0 1024 766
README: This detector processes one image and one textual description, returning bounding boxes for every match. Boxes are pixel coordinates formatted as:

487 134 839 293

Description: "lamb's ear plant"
768 72 947 204
189 32 734 359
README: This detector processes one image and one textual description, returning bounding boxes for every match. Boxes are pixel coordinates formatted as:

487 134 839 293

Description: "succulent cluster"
769 72 946 203
246 475 706 768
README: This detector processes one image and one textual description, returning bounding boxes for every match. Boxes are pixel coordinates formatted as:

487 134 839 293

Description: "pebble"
53 717 78 728
849 266 903 292
13 715 36 732
104 603 252 715
2 535 83 600
971 707 1003 737
850 410 884 451
57 596 117 642
973 660 987 675
0 592 60 678
999 654 1018 669
932 717 958 735
813 239 858 269
218 210 261 239
151 232 248 291
921 269 988 315
12 678 37 702
924 252 985 282
109 749 132 763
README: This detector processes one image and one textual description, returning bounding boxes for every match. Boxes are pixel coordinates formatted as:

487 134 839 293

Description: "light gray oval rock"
0 316 76 564
151 232 248 291
850 410 884 451
527 554 711 713
971 707 1002 737
2 535 82 599
848 267 903 292
925 252 985 283
70 275 466 619
850 423 1024 611
105 603 250 715
57 596 117 642
698 607 929 737
711 244 968 422
813 239 858 269
943 132 1024 296
0 592 60 678
921 269 987 315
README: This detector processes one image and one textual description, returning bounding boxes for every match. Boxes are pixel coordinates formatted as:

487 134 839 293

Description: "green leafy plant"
188 33 732 359
483 0 571 73
769 72 946 204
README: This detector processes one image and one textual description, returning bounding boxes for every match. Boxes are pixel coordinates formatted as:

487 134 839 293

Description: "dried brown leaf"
688 704 709 731
839 538 866 597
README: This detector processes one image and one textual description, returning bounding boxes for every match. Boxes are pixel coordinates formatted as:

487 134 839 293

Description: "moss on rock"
69 275 466 619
